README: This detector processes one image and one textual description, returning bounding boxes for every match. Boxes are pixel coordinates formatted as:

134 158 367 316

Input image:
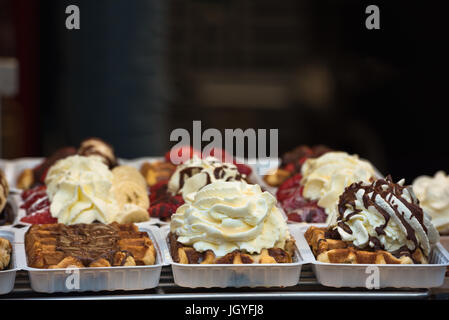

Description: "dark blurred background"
0 0 447 183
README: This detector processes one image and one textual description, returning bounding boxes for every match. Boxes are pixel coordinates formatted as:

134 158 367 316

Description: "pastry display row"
0 138 448 295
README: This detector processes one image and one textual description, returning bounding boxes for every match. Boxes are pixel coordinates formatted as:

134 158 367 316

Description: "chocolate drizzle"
178 166 204 189
337 176 430 261
177 161 243 191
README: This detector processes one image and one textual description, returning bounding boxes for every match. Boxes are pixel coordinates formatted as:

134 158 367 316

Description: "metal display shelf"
2 265 441 300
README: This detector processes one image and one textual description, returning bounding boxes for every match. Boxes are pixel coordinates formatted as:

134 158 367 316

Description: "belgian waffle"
140 161 176 187
0 237 12 270
304 226 427 264
25 222 156 269
168 233 296 264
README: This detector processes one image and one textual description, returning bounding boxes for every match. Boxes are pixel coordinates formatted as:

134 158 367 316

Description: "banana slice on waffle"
112 166 147 189
113 180 149 209
0 169 9 213
111 166 150 223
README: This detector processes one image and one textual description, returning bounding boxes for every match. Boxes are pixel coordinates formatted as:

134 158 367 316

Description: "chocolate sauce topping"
337 176 430 260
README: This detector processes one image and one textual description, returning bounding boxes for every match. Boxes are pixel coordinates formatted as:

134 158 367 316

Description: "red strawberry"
148 196 184 220
276 173 302 202
298 156 309 166
149 180 169 203
21 190 47 210
21 208 57 224
234 163 252 176
203 147 233 163
284 163 296 173
39 167 49 183
26 198 50 216
287 202 327 223
165 145 201 164
21 185 46 201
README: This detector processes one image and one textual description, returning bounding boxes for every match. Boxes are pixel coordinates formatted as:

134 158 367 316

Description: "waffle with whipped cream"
169 233 296 264
305 177 439 264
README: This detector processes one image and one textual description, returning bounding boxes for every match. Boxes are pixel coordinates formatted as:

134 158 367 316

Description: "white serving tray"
0 228 18 295
5 157 170 226
292 224 449 289
161 225 309 288
14 223 168 293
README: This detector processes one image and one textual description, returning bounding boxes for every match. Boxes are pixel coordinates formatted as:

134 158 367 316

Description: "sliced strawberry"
234 163 252 176
165 145 201 164
39 167 49 183
149 180 169 203
21 185 46 201
21 190 47 210
276 173 302 202
287 202 327 223
298 156 309 166
203 147 233 163
148 196 184 220
26 197 50 216
21 208 57 224
284 163 296 173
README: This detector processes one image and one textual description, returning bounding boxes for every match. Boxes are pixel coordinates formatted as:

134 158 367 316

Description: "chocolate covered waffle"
169 233 295 264
25 222 156 269
305 177 439 264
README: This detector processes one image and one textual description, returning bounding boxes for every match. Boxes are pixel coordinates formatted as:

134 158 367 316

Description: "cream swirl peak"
413 171 449 234
335 176 439 259
300 152 377 224
170 180 289 257
168 156 245 202
45 155 120 224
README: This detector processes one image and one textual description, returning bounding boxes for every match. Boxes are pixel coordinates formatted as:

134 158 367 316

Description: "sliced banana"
0 169 9 213
114 204 149 223
112 166 147 189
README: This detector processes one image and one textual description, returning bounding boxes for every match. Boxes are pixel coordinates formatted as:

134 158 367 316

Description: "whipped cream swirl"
335 177 439 258
170 180 289 257
301 152 376 224
168 156 244 202
45 155 120 224
413 171 449 234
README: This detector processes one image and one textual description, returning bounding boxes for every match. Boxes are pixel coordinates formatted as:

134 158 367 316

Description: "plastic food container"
293 224 449 288
0 229 18 295
438 236 449 289
15 224 167 293
7 157 170 226
161 225 309 288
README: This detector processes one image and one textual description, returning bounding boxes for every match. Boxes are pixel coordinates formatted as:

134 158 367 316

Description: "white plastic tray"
0 228 18 295
438 236 449 289
15 223 168 293
5 157 169 226
293 225 449 288
161 225 309 288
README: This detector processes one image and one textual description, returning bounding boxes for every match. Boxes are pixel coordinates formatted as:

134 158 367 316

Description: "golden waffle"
263 168 291 187
0 237 12 270
25 222 156 269
169 233 295 264
17 169 35 190
140 161 176 187
304 226 428 264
